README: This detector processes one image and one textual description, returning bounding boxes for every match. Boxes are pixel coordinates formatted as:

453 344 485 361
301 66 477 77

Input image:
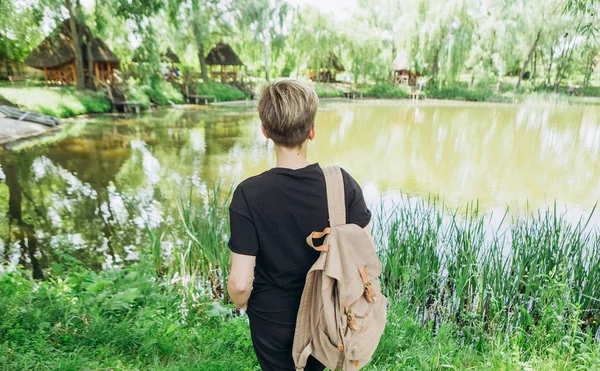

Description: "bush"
364 82 411 98
193 82 246 102
425 85 493 102
125 81 151 109
143 81 185 105
73 89 112 113
314 83 344 98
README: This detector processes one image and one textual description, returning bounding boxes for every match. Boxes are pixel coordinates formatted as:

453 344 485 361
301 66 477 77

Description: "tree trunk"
86 34 95 89
0 155 44 279
553 37 576 93
516 30 541 91
192 22 209 82
198 48 209 82
546 46 554 89
262 34 270 81
66 0 85 90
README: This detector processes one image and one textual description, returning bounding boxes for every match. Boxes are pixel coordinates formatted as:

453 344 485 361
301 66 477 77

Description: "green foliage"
373 200 600 338
363 83 411 98
0 265 258 370
123 81 150 109
193 82 247 101
143 81 185 105
313 83 343 98
425 85 494 102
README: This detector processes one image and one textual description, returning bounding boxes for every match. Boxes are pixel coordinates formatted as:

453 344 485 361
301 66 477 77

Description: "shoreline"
2 94 600 147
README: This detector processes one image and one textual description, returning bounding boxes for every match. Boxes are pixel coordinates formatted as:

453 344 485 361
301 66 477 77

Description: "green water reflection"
1 101 599 273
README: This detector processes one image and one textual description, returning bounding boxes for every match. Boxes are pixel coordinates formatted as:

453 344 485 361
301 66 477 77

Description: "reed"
372 198 600 340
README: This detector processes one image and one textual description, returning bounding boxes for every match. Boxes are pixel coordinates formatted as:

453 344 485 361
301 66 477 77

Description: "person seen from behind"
227 79 371 371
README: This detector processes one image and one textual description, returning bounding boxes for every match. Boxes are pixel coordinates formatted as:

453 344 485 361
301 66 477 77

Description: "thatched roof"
161 48 180 63
309 52 345 72
24 19 119 69
328 52 344 72
392 52 410 71
205 43 243 66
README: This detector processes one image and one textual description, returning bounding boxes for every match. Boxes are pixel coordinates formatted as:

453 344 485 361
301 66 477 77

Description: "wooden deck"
187 95 217 104
113 100 143 114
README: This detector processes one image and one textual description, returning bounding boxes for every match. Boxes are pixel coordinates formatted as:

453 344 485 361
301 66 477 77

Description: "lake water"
1 100 600 272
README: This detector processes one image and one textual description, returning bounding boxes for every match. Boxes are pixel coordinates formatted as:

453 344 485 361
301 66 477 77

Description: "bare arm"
227 253 256 309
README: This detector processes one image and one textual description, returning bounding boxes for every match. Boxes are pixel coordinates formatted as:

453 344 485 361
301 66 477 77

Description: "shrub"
143 81 185 105
425 85 493 102
192 81 246 102
364 82 411 98
314 83 344 98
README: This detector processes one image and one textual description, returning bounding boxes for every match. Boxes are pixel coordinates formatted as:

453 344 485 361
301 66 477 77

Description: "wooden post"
43 67 48 84
94 62 100 82
72 62 77 85
107 63 112 84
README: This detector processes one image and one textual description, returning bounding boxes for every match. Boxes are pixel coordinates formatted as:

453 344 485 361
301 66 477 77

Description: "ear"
307 125 316 141
261 125 270 139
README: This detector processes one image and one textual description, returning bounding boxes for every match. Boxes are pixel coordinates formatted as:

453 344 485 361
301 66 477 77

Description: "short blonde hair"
257 79 319 147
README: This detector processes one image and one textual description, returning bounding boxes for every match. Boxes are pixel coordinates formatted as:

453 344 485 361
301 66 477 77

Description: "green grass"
314 83 344 98
0 87 111 118
362 82 411 98
424 85 497 102
2 263 599 370
143 81 185 105
191 81 247 102
2 193 600 369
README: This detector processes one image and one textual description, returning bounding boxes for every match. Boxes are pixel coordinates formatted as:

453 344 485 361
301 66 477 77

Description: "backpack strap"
323 166 346 227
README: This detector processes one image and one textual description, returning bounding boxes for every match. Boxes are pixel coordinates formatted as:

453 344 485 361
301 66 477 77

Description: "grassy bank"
2 263 599 370
189 81 248 102
0 87 111 118
2 190 599 369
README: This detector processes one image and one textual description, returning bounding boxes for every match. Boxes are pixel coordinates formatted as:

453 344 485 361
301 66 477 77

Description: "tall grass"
372 198 600 341
133 185 232 301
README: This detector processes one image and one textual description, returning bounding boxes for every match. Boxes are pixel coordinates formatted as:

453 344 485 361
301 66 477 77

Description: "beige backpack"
293 166 387 371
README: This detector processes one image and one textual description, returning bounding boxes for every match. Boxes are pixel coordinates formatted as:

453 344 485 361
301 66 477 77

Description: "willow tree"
416 0 474 85
0 1 43 77
167 0 230 82
233 0 288 81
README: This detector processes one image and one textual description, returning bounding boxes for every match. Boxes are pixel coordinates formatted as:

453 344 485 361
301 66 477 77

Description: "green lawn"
0 87 111 118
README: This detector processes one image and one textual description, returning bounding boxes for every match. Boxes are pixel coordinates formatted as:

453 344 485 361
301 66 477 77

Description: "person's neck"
275 142 311 170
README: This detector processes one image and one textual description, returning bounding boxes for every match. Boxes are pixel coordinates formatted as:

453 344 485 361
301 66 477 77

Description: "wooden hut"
392 52 420 86
205 42 243 82
24 19 120 85
308 52 344 83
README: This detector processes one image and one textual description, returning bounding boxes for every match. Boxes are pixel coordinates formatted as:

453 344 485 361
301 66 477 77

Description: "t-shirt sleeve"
341 169 372 228
228 185 259 256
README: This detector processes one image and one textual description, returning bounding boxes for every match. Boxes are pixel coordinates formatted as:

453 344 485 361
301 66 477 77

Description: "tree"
0 1 43 78
234 0 289 81
167 0 231 82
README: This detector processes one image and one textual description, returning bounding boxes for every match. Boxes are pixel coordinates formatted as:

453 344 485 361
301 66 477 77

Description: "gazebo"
205 42 244 82
392 52 420 86
24 19 120 85
308 52 344 83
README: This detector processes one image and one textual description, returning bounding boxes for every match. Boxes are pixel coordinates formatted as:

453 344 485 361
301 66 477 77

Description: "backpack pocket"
346 294 388 363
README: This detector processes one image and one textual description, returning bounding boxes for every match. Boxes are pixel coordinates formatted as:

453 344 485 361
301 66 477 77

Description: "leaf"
111 288 141 304
166 323 179 335
205 301 230 318
83 280 114 293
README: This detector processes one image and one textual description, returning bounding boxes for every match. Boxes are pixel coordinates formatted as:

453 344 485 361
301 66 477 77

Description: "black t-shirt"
228 163 371 326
